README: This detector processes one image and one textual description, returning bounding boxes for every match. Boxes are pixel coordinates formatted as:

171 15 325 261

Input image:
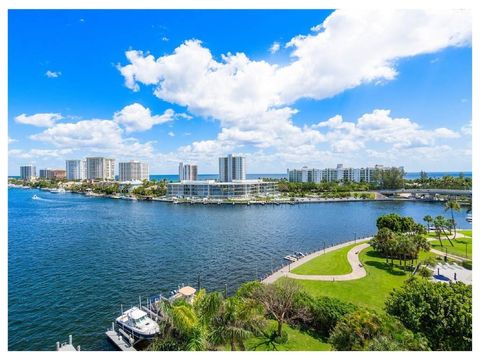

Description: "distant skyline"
8 9 472 175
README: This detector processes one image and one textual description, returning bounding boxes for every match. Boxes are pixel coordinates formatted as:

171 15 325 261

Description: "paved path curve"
262 239 371 284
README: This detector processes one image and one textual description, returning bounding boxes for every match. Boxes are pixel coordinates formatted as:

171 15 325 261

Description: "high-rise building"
20 165 36 180
218 154 246 182
178 162 198 181
66 160 87 180
118 160 149 181
287 164 404 183
86 157 115 180
39 168 67 180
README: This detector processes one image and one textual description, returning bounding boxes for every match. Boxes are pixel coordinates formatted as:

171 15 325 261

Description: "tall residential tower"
218 154 246 182
86 157 115 180
65 160 87 180
178 162 198 181
118 161 149 181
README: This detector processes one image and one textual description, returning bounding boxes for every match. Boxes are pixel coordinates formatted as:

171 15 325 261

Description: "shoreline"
262 237 372 284
8 185 449 205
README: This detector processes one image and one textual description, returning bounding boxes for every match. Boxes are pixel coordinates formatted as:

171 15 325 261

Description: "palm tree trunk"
230 338 236 351
277 320 283 338
239 339 246 351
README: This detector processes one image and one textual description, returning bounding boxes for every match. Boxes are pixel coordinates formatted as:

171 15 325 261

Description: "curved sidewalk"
262 238 371 284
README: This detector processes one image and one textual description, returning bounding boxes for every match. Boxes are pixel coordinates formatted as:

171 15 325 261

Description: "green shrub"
462 260 472 270
309 296 357 337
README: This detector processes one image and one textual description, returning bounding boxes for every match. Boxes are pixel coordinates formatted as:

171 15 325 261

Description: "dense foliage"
329 309 429 350
376 213 426 234
385 278 472 351
303 296 357 337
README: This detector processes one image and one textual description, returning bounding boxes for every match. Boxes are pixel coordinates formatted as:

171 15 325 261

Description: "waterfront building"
219 154 246 182
20 165 36 180
118 160 149 182
39 169 66 180
287 164 404 183
178 162 198 181
167 179 277 199
86 157 115 180
287 167 322 183
66 160 86 180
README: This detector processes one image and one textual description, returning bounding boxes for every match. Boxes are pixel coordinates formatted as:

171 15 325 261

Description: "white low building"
167 179 277 199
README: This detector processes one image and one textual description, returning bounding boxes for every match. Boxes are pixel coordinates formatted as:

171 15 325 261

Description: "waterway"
8 187 471 350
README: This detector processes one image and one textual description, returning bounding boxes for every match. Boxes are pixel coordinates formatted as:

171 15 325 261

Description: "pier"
56 335 80 351
105 323 137 351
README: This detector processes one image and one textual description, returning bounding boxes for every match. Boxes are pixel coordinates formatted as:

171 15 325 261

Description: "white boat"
50 188 66 193
32 195 40 200
466 214 472 223
115 307 159 340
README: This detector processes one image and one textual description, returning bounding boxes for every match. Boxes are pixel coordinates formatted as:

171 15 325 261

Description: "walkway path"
429 248 469 262
262 238 371 284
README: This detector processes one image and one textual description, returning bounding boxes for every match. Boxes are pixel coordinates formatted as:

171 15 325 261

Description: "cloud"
30 119 154 158
8 137 17 144
45 70 62 78
269 42 280 54
9 148 73 159
461 122 472 135
168 131 175 137
312 109 461 153
113 103 174 132
15 113 63 127
116 9 470 161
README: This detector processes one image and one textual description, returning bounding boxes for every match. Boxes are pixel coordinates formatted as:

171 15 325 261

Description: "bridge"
378 189 472 197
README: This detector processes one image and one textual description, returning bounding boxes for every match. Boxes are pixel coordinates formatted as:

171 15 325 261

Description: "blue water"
8 188 471 350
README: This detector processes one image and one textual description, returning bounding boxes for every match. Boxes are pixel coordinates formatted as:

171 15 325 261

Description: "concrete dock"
105 323 137 351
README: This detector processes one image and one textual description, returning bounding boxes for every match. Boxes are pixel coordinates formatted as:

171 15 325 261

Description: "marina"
8 187 472 350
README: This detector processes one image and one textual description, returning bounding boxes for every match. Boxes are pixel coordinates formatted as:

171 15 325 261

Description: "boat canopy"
127 307 148 320
178 286 196 297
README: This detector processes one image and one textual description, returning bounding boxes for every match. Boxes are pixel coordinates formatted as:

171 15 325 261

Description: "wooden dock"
105 324 137 351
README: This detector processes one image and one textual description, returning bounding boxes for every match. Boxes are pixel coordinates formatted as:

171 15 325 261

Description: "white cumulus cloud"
15 113 63 127
269 41 280 54
116 9 470 160
113 103 174 132
45 70 62 78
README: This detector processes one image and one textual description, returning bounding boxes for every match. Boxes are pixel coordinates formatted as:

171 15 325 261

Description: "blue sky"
8 9 472 175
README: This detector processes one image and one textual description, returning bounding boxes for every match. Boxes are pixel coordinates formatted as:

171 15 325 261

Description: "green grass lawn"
429 235 472 259
221 320 331 351
291 243 357 275
294 247 427 312
459 229 472 237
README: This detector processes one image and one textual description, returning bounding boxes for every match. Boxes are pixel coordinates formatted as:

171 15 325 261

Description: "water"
8 188 471 350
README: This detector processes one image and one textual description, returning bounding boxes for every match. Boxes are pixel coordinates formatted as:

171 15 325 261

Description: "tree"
423 215 433 231
444 199 461 238
419 170 428 180
307 296 357 337
210 296 265 350
329 309 429 350
385 278 472 351
373 167 405 189
252 278 305 338
433 215 455 247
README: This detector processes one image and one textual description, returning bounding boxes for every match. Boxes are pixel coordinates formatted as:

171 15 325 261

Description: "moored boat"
115 307 159 340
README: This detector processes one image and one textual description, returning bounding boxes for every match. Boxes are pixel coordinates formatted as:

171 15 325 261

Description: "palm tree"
210 296 265 350
423 215 433 232
433 216 455 247
444 199 461 239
